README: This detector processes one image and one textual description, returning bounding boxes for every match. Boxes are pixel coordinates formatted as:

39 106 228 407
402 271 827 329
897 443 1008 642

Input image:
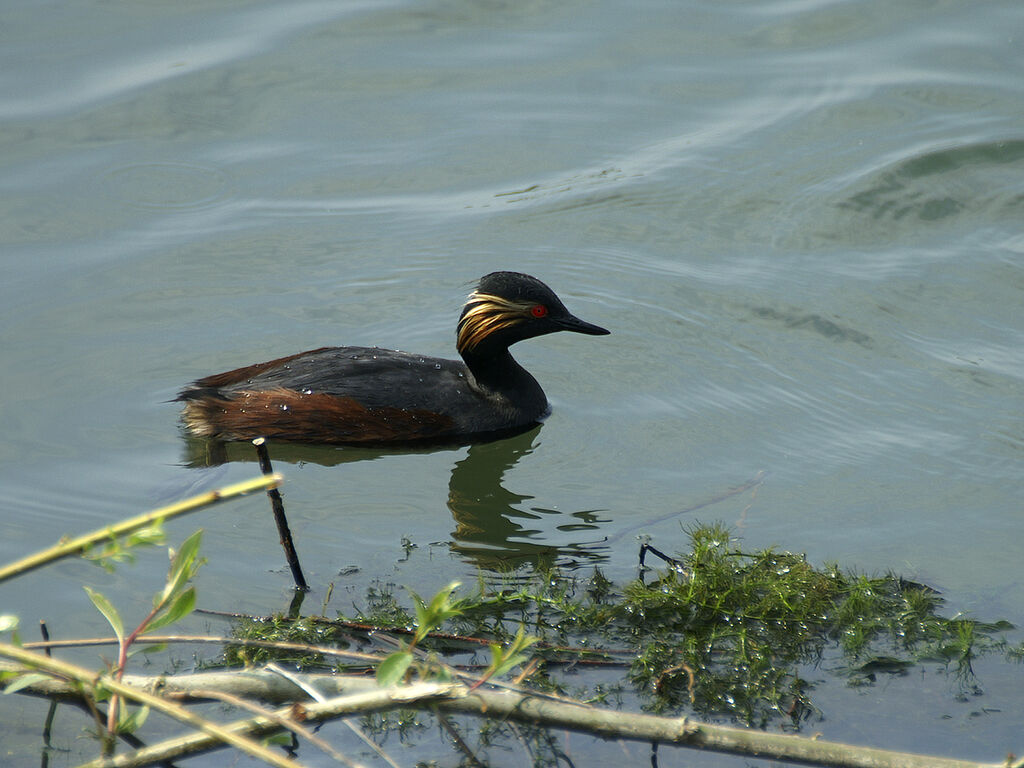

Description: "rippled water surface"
1 0 1022 764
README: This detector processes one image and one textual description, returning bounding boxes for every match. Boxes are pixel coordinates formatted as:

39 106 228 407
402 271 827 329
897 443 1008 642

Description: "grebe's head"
456 271 609 356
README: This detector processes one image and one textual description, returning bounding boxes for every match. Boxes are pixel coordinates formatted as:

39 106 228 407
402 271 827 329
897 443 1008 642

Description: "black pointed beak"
556 313 610 336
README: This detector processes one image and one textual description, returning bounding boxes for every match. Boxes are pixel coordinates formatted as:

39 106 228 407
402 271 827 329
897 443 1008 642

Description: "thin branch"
435 709 485 768
0 642 307 768
0 475 282 584
21 634 386 666
83 683 461 768
189 688 359 768
252 438 307 591
2 662 1004 768
266 662 400 768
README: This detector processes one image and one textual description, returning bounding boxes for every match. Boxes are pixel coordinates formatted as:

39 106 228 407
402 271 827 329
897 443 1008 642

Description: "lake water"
1 0 1022 765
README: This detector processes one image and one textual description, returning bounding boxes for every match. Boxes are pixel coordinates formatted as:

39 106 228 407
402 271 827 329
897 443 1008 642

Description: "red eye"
530 304 548 318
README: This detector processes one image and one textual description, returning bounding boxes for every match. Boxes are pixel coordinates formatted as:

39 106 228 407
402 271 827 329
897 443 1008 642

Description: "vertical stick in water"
252 438 308 591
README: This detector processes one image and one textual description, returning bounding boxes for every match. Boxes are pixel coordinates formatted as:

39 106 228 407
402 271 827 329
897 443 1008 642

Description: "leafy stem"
84 529 204 747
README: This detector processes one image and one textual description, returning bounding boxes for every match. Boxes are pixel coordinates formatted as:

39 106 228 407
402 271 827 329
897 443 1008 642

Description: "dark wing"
178 347 333 396
181 347 470 402
179 347 479 445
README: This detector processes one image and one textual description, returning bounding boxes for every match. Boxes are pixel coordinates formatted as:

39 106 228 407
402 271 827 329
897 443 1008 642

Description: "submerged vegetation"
230 522 1016 730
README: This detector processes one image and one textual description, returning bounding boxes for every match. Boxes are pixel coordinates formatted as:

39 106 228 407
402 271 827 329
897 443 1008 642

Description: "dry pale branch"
84 683 462 768
0 644 301 768
0 661 1007 768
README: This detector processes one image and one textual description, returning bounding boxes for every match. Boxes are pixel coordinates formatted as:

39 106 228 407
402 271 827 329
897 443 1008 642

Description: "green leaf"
158 530 204 608
487 625 539 678
410 582 463 642
376 651 413 687
127 522 165 548
145 586 196 633
0 615 19 633
410 590 429 629
118 704 150 734
509 624 540 653
491 653 531 677
428 581 462 615
93 681 113 703
84 587 124 642
3 672 52 695
437 587 464 623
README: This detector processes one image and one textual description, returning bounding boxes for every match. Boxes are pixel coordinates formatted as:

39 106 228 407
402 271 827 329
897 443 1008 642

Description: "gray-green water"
2 0 1022 765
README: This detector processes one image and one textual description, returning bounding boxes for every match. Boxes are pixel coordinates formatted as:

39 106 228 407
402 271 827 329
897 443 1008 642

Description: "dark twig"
252 438 308 591
436 710 486 768
40 621 57 768
638 543 688 584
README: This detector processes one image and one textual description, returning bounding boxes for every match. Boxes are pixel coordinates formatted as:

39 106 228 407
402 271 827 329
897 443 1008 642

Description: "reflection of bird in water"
177 272 608 447
179 425 611 571
447 428 610 570
180 424 609 569
448 429 540 545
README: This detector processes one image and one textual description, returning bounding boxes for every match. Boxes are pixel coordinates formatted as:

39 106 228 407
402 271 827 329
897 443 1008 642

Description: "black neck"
461 347 546 410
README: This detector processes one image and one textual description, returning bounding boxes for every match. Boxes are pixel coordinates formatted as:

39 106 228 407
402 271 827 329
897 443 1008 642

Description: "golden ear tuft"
457 292 532 352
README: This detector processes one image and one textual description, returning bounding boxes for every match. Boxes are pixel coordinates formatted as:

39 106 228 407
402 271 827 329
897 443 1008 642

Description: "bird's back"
178 346 545 445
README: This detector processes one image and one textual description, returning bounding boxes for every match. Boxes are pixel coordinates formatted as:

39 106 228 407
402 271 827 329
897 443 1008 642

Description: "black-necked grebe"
178 272 609 445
